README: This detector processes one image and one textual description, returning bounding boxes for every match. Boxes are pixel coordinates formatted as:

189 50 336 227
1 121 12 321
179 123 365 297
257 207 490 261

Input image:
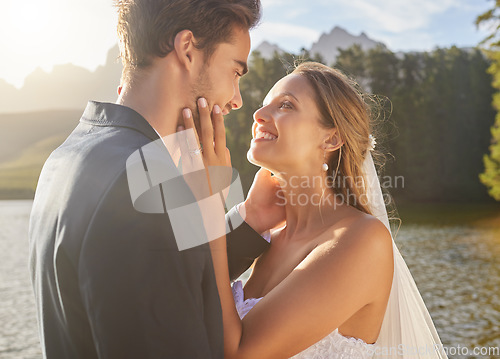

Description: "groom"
29 0 279 358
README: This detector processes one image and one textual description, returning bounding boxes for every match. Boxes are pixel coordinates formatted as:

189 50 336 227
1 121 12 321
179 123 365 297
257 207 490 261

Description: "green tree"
390 48 495 202
477 3 500 200
337 45 494 202
335 44 369 90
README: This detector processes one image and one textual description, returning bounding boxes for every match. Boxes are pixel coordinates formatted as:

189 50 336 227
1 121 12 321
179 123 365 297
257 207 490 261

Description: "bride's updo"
292 62 382 215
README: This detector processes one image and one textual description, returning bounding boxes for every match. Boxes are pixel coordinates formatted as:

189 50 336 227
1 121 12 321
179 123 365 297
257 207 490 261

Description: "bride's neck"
275 172 343 240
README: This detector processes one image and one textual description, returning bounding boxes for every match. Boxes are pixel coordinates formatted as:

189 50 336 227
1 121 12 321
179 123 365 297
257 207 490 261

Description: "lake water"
0 201 40 359
0 200 499 358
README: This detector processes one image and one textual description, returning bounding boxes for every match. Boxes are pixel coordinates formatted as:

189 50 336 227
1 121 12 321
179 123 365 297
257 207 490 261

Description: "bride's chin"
247 150 270 168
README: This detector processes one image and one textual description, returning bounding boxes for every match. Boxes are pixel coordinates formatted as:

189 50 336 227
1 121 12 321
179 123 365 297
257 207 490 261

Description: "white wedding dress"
231 280 376 359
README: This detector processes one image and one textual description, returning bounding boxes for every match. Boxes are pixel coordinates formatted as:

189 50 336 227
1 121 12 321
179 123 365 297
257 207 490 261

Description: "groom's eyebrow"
234 60 248 76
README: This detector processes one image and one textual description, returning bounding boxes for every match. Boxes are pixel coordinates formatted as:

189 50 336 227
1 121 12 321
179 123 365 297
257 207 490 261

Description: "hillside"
0 109 82 199
0 45 121 113
0 43 121 198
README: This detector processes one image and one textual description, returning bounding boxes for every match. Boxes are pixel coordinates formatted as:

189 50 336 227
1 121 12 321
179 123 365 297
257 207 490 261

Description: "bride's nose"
253 107 270 124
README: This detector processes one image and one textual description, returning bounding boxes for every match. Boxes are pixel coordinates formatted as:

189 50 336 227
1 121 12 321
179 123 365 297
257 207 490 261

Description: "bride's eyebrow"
278 92 300 103
262 92 299 107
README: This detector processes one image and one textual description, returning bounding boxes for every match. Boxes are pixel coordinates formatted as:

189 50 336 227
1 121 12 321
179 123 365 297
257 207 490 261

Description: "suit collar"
81 101 160 141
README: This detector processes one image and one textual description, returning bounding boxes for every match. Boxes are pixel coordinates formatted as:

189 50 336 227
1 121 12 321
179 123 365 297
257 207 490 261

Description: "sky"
0 0 493 88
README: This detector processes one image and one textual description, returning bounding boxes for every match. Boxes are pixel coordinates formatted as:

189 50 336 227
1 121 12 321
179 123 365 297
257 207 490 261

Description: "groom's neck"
116 60 186 139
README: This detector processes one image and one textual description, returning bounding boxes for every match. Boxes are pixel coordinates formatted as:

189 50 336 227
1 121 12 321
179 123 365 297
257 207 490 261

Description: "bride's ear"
322 129 344 153
173 30 200 71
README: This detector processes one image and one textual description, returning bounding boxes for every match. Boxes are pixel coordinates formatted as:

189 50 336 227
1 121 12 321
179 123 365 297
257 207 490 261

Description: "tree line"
224 45 496 203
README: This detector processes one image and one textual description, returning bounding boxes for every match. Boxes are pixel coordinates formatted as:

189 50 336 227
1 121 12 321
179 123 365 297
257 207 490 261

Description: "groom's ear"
173 30 200 71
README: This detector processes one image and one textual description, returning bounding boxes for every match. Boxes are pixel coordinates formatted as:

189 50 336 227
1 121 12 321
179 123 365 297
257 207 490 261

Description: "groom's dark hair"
115 0 261 81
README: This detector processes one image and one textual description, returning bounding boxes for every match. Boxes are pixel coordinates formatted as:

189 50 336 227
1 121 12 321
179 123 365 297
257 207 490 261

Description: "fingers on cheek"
198 98 208 114
182 108 192 125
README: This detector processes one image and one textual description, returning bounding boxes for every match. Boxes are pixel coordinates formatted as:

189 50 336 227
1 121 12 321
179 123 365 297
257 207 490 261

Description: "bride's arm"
210 217 393 359
209 236 245 353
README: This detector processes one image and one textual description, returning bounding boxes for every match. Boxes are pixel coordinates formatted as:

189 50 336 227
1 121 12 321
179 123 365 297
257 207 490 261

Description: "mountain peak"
253 41 285 58
310 26 386 64
330 26 348 34
252 26 386 63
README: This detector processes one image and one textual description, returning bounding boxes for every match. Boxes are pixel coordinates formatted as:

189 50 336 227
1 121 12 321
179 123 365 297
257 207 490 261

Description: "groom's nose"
230 82 243 110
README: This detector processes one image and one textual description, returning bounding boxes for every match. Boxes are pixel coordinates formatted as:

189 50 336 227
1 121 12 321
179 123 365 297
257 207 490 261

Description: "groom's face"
190 26 251 126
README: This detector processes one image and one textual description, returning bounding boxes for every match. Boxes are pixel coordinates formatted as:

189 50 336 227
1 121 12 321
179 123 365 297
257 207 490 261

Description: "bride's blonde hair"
292 62 384 215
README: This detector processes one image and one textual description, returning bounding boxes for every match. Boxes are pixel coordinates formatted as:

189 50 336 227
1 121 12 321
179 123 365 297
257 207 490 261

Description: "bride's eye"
279 101 293 109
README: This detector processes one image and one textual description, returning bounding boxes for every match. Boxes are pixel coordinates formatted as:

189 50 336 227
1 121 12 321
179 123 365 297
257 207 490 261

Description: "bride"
181 62 448 359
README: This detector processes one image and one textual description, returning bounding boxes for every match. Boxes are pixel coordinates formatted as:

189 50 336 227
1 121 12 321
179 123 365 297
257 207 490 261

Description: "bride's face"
248 74 329 174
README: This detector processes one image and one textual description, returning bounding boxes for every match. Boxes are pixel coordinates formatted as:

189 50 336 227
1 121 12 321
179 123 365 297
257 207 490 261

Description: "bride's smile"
252 127 278 141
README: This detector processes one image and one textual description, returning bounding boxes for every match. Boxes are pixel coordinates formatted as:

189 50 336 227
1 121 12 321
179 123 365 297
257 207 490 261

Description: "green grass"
0 135 68 199
0 109 80 163
0 109 81 199
397 202 500 227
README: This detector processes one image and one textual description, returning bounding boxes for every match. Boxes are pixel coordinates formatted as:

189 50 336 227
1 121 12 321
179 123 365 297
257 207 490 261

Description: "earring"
322 149 329 171
322 146 342 173
324 146 342 182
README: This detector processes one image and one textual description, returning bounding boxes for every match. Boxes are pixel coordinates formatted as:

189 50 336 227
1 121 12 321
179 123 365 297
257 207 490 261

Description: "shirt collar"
80 101 160 142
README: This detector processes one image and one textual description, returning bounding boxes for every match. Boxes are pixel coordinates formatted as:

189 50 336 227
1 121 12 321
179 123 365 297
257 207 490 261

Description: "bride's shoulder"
323 210 393 259
350 210 391 237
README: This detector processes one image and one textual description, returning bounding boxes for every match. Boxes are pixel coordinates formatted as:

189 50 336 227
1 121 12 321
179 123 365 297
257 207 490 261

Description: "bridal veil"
362 140 448 359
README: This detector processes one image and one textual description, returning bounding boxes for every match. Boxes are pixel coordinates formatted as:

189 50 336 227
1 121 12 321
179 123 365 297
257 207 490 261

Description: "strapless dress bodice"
231 280 376 359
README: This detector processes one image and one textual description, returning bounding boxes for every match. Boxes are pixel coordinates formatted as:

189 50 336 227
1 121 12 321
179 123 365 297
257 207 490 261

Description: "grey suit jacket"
29 101 270 359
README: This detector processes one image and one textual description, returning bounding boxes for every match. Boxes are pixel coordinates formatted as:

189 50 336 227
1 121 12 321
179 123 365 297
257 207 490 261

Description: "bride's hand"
180 98 232 198
181 98 231 170
178 98 232 252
